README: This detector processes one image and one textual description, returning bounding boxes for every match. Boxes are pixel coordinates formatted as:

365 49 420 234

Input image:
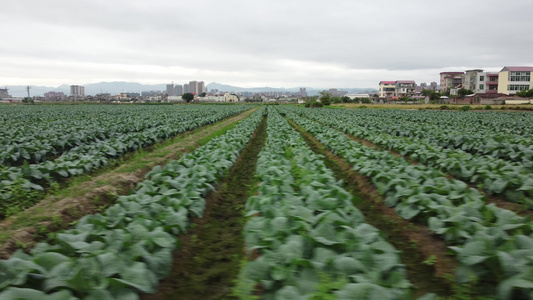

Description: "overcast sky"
1 0 532 89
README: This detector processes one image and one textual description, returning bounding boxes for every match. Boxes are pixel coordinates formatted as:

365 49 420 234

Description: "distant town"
1 66 532 105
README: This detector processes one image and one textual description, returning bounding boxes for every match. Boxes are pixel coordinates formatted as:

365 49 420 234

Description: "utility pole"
26 86 31 98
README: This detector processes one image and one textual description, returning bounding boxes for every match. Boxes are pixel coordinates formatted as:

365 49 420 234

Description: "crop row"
236 108 413 299
281 107 533 299
321 109 533 166
0 106 252 218
0 108 265 299
289 107 533 208
0 105 249 167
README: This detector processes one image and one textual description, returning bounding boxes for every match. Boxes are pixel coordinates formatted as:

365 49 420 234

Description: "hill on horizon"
2 81 377 97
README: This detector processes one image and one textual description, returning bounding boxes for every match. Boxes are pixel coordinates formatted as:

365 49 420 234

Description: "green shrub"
460 105 471 111
485 105 492 110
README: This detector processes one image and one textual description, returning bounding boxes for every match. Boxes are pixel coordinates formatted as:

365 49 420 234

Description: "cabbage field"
0 104 532 300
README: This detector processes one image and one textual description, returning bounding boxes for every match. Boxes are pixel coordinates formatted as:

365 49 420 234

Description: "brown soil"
288 119 456 297
0 108 257 259
141 116 267 300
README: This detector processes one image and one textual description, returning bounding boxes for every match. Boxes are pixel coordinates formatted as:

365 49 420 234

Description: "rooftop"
501 66 533 72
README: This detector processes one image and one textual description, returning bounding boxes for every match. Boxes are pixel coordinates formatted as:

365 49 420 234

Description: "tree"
200 92 207 97
182 93 195 103
516 89 533 97
341 96 351 103
457 88 474 97
332 96 342 104
421 89 433 96
318 91 331 106
22 97 34 104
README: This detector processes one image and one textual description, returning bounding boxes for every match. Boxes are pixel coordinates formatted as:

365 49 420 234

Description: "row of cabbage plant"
282 108 533 299
288 107 533 208
0 108 265 300
312 108 533 166
0 106 252 218
237 108 413 300
0 105 249 167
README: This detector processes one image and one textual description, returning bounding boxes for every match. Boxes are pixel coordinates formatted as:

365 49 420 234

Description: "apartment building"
497 66 533 95
188 81 206 95
70 85 85 97
0 88 10 98
462 69 499 94
395 80 416 97
378 81 396 97
440 72 464 93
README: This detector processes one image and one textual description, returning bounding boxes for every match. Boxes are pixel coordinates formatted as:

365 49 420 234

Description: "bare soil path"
141 116 267 300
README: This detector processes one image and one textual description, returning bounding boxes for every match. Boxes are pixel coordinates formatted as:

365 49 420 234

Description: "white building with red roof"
498 66 533 95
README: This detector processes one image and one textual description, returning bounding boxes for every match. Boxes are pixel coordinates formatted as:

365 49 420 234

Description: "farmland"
1 104 533 299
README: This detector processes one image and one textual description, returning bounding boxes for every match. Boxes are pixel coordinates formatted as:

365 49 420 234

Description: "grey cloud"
1 0 533 89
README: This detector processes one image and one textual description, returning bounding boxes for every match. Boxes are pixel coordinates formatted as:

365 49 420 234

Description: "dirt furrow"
141 116 267 300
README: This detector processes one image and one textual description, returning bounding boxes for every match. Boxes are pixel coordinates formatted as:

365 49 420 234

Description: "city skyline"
1 1 532 89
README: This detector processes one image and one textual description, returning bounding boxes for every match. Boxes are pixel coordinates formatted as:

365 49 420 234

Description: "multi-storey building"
440 72 464 93
198 81 205 95
0 88 10 98
299 88 307 97
174 85 183 96
44 91 66 101
183 84 190 94
187 81 206 95
378 81 396 97
379 80 417 97
395 80 416 97
485 73 499 94
498 66 533 95
166 84 175 96
463 69 484 91
70 85 85 97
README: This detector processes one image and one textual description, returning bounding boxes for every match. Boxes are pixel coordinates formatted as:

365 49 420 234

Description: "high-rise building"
187 81 206 95
189 81 199 94
174 85 183 96
198 81 205 95
70 85 85 97
299 88 307 97
0 88 10 98
166 84 175 96
183 84 190 94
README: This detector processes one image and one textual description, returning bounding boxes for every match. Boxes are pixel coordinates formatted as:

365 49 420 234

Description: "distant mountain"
2 81 377 97
83 82 166 95
206 82 377 96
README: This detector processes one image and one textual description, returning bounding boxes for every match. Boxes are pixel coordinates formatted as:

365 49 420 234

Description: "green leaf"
0 287 77 300
274 286 304 300
109 262 157 293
